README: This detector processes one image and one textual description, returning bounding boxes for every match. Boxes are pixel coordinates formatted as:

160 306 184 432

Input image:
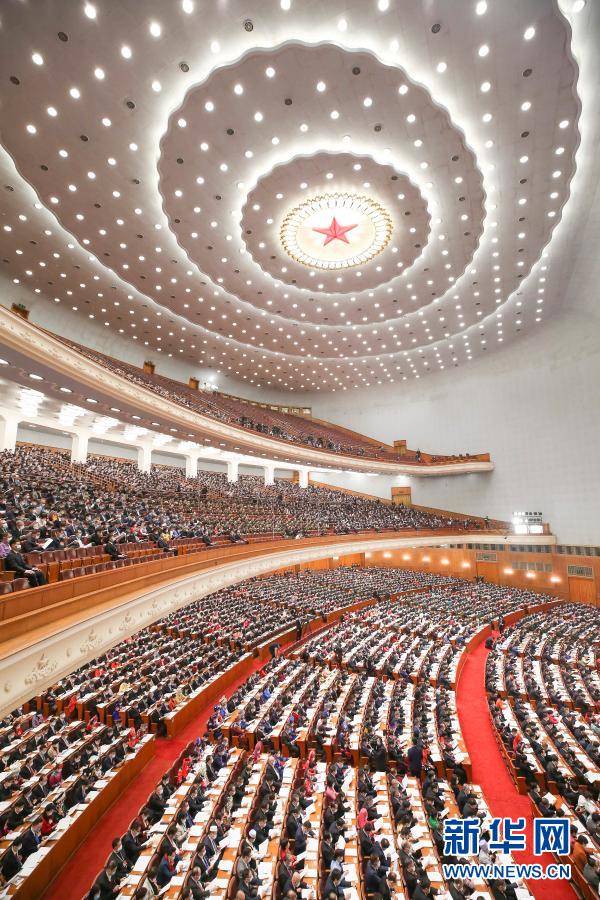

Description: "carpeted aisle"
43 655 266 899
456 639 574 900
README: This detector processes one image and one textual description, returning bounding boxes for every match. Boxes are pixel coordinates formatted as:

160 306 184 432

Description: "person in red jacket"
41 804 57 836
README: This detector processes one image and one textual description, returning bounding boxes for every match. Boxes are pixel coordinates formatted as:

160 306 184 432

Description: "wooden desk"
9 735 154 900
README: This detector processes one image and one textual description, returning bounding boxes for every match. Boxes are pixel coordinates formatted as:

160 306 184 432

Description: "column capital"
185 454 199 479
70 430 90 465
137 444 152 473
227 459 239 483
298 469 310 489
0 412 20 452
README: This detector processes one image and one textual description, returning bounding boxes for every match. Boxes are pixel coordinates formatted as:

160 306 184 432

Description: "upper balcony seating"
52 333 487 465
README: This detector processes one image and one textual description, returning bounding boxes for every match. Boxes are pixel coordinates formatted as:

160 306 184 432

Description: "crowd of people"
0 446 487 591
486 604 599 893
0 556 596 898
57 335 483 465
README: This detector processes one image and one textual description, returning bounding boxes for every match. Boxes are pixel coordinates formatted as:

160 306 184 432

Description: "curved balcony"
0 307 493 476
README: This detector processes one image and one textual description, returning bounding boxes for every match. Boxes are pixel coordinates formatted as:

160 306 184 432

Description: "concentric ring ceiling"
0 0 581 391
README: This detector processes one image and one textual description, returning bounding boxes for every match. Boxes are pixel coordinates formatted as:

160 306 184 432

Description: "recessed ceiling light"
69 86 81 99
475 1 487 13
254 111 263 122
178 117 187 127
559 119 569 128
280 0 291 9
121 45 132 59
84 3 97 18
398 84 408 95
337 17 348 30
94 67 105 80
378 0 390 10
149 21 162 37
101 116 111 126
316 81 326 92
478 44 490 57
363 96 372 107
29 373 43 380
182 0 194 11
406 113 416 123
31 52 44 65
436 61 447 73
151 80 161 92
524 26 536 40
330 109 339 119
26 123 37 134
480 81 491 92
521 100 531 111
59 148 68 157
265 66 276 78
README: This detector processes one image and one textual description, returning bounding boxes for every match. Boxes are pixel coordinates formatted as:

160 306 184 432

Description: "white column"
298 469 310 489
185 454 199 479
137 444 152 474
263 463 275 486
0 412 20 452
227 459 239 483
70 430 89 464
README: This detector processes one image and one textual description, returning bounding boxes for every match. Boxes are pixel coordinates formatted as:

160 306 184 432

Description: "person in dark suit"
93 860 120 899
365 853 392 899
18 821 41 858
108 836 130 879
122 822 144 865
323 869 350 897
187 864 211 899
20 531 44 554
294 820 309 855
203 825 220 860
4 539 47 587
407 740 423 778
103 534 126 562
1 845 21 881
156 850 180 888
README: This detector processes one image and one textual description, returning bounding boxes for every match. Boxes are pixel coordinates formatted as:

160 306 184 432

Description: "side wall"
302 314 600 545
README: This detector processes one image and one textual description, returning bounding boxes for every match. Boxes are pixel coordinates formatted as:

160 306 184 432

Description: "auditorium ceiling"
0 0 592 392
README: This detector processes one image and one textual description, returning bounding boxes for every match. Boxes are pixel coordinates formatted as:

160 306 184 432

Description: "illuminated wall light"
422 555 430 563
550 575 561 584
525 571 536 579
503 567 514 575
461 561 471 569
441 558 450 565
365 552 372 559
383 552 392 559
402 553 411 561
332 555 340 561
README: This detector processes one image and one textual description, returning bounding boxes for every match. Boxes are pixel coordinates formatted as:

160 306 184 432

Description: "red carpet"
456 639 574 899
43 655 266 899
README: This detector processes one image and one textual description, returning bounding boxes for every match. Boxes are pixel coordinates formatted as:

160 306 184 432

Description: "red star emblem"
312 216 358 246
